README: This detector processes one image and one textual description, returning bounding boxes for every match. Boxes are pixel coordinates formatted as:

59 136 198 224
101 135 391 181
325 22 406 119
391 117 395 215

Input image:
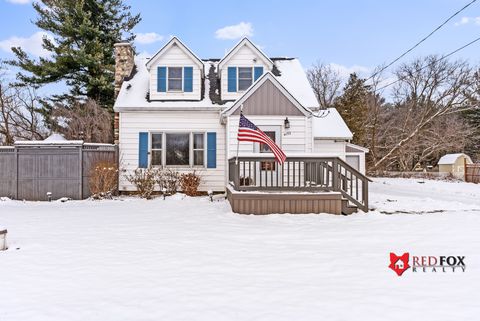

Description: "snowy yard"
1 178 479 321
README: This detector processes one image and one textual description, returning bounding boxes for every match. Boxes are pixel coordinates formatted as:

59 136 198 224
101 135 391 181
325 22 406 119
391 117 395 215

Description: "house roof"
221 72 311 117
437 153 472 165
114 57 319 111
15 133 83 146
145 36 204 72
217 37 274 70
312 108 353 140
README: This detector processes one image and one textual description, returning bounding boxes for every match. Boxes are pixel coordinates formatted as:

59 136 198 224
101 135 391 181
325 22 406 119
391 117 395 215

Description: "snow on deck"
1 178 479 320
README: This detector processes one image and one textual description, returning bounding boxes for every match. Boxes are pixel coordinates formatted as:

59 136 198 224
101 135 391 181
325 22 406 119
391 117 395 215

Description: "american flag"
237 114 287 164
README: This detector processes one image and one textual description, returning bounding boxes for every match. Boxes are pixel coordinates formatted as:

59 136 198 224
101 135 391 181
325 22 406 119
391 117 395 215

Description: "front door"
255 126 281 187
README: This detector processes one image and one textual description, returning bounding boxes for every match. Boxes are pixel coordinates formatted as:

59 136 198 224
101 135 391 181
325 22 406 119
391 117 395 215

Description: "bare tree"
0 76 47 145
307 62 342 108
51 99 113 143
372 56 474 170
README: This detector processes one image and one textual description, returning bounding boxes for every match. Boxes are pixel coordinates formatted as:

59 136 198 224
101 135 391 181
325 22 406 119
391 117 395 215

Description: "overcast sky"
1 0 479 87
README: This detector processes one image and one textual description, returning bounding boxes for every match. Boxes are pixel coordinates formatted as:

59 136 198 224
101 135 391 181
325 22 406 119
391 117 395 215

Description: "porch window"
238 67 253 91
168 67 183 91
151 133 163 166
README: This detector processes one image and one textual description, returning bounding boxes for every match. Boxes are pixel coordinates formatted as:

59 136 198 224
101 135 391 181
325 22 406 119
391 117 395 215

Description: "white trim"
346 142 370 153
146 37 204 73
218 37 274 71
221 72 311 117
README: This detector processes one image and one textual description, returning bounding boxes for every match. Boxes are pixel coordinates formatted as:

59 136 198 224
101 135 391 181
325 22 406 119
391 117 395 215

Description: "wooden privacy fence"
465 162 480 184
0 143 117 201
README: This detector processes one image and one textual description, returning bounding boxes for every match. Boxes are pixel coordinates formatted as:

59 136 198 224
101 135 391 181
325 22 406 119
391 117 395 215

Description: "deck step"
341 198 358 215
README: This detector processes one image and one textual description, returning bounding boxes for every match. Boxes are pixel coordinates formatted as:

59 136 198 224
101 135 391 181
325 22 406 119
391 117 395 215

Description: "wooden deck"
227 156 370 215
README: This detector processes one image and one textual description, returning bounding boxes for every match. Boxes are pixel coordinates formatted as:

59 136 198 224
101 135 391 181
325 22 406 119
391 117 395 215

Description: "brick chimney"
114 42 134 144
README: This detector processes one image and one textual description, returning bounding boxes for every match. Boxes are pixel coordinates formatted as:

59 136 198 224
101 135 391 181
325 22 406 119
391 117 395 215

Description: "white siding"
220 45 270 101
227 115 309 158
149 44 202 101
313 139 347 160
119 111 225 192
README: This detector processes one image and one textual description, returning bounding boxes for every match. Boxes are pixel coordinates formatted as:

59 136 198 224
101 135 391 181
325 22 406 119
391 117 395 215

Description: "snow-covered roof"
274 59 319 108
114 58 320 111
312 108 353 140
437 153 472 165
145 37 204 71
15 133 83 146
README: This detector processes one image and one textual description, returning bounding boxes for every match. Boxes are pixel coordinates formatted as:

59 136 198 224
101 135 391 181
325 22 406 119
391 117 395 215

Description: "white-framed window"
151 133 163 166
238 67 253 91
150 132 205 167
168 67 183 92
193 133 205 166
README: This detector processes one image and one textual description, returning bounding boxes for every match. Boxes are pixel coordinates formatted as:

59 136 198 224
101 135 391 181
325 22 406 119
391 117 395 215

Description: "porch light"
284 117 290 129
0 229 7 251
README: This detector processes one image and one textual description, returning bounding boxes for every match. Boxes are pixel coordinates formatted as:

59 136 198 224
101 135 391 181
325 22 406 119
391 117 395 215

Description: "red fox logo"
389 252 410 276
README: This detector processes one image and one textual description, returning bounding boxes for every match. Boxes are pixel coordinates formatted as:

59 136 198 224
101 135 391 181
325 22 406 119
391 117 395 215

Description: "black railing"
228 156 369 212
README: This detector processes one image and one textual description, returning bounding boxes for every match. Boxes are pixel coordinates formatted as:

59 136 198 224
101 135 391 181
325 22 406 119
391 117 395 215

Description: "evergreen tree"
334 73 370 145
8 0 140 113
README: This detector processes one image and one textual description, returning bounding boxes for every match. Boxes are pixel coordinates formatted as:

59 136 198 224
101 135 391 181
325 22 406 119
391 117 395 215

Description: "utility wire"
366 0 477 82
375 36 480 91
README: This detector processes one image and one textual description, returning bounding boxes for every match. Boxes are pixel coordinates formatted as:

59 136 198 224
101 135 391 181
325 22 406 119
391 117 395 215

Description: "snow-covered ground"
1 178 479 321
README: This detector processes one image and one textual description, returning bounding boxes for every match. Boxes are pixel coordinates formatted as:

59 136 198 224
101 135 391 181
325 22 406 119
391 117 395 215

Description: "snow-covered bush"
126 168 157 199
179 171 201 196
89 160 118 199
156 168 180 195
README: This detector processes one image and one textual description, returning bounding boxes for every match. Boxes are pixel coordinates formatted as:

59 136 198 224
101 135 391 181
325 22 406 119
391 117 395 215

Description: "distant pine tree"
8 0 141 115
334 73 370 145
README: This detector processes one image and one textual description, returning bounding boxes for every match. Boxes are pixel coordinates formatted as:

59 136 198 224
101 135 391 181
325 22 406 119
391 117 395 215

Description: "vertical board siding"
150 45 202 100
232 79 304 116
119 111 226 192
0 145 116 200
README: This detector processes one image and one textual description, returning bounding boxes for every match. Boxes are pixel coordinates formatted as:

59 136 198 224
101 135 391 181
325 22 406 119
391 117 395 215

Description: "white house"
113 37 369 214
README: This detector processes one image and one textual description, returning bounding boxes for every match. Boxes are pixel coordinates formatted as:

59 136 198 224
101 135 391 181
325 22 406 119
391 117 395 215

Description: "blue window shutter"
254 66 263 81
227 67 237 92
157 67 166 92
138 132 148 168
184 67 193 92
207 132 217 168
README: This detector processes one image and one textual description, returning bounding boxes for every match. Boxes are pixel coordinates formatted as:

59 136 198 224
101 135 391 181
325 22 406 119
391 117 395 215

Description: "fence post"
14 147 18 200
79 145 83 199
464 157 467 182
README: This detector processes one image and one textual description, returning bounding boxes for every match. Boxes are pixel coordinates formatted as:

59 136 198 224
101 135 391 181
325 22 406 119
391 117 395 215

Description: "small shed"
438 153 473 178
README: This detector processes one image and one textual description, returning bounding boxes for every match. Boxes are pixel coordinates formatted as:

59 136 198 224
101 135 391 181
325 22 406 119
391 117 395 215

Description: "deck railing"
228 156 370 212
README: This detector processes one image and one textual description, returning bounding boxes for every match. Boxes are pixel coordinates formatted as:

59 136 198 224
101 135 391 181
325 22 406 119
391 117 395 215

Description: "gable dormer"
218 38 274 101
146 37 204 101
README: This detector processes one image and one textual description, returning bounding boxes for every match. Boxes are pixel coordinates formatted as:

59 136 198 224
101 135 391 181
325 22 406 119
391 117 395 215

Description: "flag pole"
235 104 243 165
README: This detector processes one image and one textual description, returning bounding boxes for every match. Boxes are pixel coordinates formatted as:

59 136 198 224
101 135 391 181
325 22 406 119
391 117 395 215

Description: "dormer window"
168 67 183 91
227 66 264 93
238 67 253 91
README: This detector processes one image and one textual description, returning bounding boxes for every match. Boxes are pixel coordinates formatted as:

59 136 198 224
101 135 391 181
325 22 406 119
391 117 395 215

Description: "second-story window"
168 67 183 91
238 67 253 91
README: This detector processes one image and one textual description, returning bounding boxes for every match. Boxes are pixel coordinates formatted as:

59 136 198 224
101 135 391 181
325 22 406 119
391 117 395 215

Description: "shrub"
156 168 180 195
180 171 201 196
88 160 118 199
125 168 157 199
